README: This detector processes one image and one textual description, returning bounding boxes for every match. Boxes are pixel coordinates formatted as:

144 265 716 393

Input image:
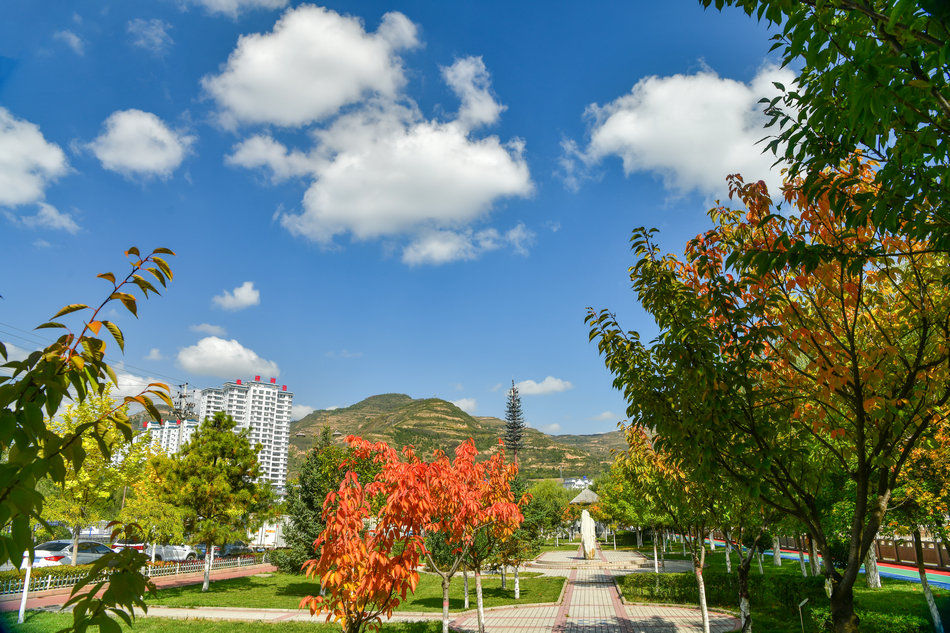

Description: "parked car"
221 542 253 557
195 542 253 558
31 540 112 566
112 542 198 562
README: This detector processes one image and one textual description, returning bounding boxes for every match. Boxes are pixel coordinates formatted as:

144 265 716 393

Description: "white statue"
581 509 596 559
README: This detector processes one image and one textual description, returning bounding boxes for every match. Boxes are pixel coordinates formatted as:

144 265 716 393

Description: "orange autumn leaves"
300 437 523 633
676 160 950 451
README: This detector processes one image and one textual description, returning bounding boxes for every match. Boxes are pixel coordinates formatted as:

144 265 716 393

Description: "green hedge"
0 564 96 582
809 607 930 633
618 571 827 611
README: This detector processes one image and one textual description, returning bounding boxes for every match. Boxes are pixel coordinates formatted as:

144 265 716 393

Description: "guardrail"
0 554 268 597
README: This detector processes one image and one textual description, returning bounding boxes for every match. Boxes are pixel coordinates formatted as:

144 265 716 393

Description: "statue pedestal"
581 509 596 560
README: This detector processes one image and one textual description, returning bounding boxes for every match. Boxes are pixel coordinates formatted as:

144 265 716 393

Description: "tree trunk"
808 536 820 576
797 536 809 576
913 531 945 633
613 531 616 550
474 568 486 633
463 569 470 610
725 530 733 574
151 544 157 564
71 525 80 566
864 541 881 589
757 551 764 575
652 528 660 574
637 528 642 548
659 531 666 569
829 579 860 633
501 565 506 589
772 536 782 566
514 565 520 599
555 532 559 547
441 576 451 633
709 531 716 551
682 536 687 556
202 545 214 592
694 547 711 633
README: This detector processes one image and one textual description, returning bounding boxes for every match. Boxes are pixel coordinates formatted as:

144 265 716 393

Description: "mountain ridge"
287 392 625 480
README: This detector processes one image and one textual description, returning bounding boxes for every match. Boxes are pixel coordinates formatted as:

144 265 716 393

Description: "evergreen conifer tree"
160 412 266 591
503 380 526 463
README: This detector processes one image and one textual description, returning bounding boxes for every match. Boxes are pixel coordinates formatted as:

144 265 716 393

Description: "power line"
0 320 192 386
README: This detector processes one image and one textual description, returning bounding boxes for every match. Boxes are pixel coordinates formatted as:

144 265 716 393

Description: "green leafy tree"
503 381 526 464
525 480 573 545
119 453 187 562
43 389 126 565
587 166 950 632
281 426 380 573
160 411 266 591
0 246 174 632
701 0 950 253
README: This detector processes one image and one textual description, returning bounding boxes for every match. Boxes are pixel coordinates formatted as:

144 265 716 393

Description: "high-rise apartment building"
196 376 293 494
143 419 199 455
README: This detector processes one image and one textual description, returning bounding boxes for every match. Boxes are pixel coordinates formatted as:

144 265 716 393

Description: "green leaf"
101 321 125 352
52 304 90 319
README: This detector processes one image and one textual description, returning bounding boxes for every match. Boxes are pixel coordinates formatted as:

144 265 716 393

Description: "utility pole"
173 383 195 420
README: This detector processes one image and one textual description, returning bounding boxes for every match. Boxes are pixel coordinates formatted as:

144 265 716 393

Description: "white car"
112 542 198 562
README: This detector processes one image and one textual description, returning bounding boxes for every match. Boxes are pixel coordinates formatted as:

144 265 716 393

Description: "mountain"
287 393 626 480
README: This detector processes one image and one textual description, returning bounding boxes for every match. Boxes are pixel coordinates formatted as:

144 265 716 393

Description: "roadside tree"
587 163 950 632
0 246 174 632
160 412 266 591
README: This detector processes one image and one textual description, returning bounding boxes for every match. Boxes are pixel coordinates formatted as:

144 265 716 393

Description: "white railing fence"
0 554 269 597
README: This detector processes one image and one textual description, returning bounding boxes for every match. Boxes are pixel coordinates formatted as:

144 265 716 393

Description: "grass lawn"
5 612 442 633
619 549 950 633
146 571 565 612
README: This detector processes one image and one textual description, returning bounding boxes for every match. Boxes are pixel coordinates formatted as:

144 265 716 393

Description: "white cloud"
0 108 69 207
190 323 227 336
537 423 561 433
1 341 31 363
186 0 288 18
490 383 503 392
145 348 165 361
111 362 170 400
401 223 534 266
568 64 795 197
203 6 418 127
6 203 79 233
217 8 533 265
33 239 51 249
177 336 279 379
212 281 260 311
591 411 618 421
88 109 194 178
452 398 477 414
291 404 314 419
325 349 362 359
127 18 173 55
516 376 573 396
441 56 504 131
54 30 84 55
325 405 340 411
277 104 532 246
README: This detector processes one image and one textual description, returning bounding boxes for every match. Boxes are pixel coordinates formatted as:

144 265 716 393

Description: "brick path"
450 547 740 633
0 563 278 612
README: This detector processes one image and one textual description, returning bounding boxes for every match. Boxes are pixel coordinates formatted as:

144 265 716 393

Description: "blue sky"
0 0 790 435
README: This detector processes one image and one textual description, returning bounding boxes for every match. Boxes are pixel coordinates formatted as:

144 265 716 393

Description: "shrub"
0 564 96 582
618 571 826 611
269 548 304 574
809 607 929 633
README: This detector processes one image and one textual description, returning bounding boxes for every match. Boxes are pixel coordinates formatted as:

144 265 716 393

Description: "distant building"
143 418 199 455
195 376 293 494
562 476 592 490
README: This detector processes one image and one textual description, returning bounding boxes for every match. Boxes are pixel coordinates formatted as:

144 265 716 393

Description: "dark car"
220 542 253 557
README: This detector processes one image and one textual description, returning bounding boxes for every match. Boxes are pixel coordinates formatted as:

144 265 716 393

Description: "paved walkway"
450 547 740 633
10 545 741 632
0 563 278 612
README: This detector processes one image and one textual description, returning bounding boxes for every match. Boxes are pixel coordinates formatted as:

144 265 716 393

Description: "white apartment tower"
196 376 293 494
143 419 199 455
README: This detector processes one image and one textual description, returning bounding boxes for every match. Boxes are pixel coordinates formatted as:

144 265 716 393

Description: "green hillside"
288 393 626 480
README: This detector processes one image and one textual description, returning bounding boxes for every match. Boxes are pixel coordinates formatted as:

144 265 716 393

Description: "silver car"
34 540 113 566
